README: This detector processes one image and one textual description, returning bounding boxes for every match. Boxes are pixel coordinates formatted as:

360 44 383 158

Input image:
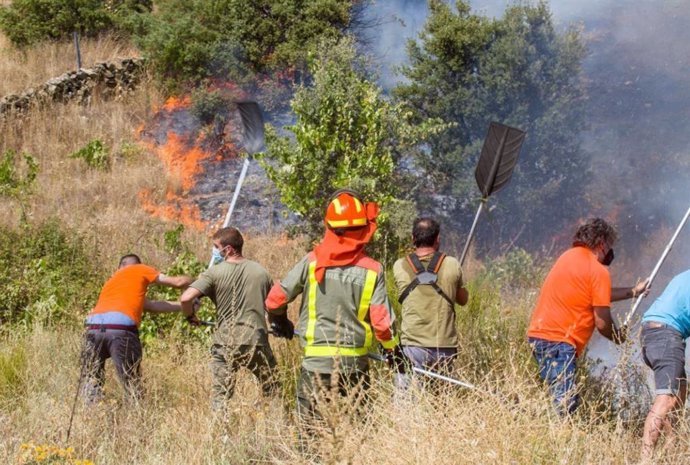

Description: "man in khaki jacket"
393 217 469 389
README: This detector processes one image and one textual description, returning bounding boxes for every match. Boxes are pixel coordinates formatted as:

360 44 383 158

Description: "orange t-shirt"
527 247 611 356
88 264 159 325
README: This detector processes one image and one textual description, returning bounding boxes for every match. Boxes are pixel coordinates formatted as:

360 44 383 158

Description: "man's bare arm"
180 287 203 317
594 306 625 343
144 299 182 314
456 287 469 306
156 274 194 289
611 280 650 302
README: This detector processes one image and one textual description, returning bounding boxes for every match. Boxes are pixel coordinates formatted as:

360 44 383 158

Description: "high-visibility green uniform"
266 250 397 421
267 251 398 373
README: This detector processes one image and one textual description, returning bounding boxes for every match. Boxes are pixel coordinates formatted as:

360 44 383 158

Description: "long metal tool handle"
623 204 690 327
367 353 476 390
208 157 250 268
66 332 89 443
459 199 486 267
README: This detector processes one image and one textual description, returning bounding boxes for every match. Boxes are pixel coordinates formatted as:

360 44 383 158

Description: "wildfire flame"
136 94 238 230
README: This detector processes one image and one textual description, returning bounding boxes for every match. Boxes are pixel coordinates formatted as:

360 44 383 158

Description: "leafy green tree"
134 0 354 90
395 0 588 250
259 37 443 263
0 0 151 47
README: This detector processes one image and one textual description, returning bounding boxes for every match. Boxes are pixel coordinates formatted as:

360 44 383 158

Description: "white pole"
459 199 486 267
623 204 690 326
208 157 250 267
366 353 476 390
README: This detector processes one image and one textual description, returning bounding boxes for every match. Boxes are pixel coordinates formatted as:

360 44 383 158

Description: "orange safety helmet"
325 189 378 229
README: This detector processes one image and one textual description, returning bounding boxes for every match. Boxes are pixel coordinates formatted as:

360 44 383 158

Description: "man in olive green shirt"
393 217 469 389
181 227 277 408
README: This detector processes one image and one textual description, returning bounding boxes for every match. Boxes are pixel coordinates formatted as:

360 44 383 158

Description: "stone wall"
0 58 144 115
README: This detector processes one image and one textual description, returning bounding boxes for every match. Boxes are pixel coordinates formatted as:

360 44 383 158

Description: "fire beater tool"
366 352 477 390
208 101 266 267
459 122 526 266
267 328 476 389
622 204 690 327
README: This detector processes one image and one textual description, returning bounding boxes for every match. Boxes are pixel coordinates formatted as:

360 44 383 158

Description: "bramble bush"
0 220 102 328
140 225 213 346
69 139 110 170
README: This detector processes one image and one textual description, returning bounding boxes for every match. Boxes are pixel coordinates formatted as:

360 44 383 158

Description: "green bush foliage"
0 220 102 327
140 225 211 346
190 88 231 125
259 37 446 264
0 0 152 47
69 139 110 170
485 247 546 290
395 0 589 250
0 149 38 198
133 0 354 89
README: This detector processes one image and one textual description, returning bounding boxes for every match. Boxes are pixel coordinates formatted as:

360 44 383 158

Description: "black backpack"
398 252 455 307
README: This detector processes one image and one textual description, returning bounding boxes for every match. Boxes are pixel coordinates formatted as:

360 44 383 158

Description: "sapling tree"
259 36 445 263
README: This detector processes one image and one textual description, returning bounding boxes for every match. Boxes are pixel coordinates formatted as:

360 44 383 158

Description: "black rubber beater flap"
474 122 525 198
236 101 265 155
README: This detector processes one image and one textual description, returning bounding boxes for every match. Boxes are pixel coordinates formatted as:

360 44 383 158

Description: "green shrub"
0 220 102 327
140 225 211 346
70 139 110 170
190 88 231 125
134 0 353 89
485 248 546 290
0 0 151 47
0 149 38 197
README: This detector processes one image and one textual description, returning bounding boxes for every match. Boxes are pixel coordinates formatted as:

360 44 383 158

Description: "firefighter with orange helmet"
265 189 398 421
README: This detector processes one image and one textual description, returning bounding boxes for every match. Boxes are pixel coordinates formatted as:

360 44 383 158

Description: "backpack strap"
398 253 424 304
398 252 455 307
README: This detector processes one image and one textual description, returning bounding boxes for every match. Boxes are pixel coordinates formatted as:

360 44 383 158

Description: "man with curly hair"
527 218 648 415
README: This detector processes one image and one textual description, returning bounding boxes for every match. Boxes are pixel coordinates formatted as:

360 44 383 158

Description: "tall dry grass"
3 28 690 465
0 79 188 270
0 33 140 97
3 314 690 465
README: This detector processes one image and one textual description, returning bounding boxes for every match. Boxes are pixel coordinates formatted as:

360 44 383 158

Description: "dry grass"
3 321 690 465
0 79 186 269
3 28 690 465
0 33 140 97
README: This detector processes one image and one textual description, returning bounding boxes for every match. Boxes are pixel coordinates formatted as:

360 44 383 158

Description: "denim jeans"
529 337 578 415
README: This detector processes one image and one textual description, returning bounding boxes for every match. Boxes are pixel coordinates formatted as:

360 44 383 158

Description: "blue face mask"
211 247 224 265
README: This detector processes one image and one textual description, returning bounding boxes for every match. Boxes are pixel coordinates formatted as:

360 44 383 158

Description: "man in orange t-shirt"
83 254 194 401
527 218 648 415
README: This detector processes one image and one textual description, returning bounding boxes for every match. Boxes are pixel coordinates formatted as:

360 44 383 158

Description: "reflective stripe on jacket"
266 252 397 373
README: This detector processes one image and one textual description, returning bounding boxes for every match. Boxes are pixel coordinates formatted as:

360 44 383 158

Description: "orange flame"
137 90 246 230
136 95 216 230
138 189 207 230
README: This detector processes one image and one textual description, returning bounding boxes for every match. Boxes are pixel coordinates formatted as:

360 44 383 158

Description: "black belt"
87 324 138 333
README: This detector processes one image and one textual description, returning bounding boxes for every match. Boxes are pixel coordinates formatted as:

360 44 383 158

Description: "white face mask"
211 247 224 265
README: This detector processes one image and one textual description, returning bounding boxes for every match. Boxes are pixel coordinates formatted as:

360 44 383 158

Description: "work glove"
269 313 294 340
186 314 201 327
384 345 407 374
